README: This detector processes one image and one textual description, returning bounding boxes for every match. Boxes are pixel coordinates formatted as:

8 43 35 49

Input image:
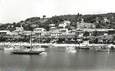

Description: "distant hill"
1 13 115 31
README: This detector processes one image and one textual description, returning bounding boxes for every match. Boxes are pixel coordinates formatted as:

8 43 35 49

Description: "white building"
58 28 69 34
33 28 46 36
33 28 46 33
103 17 110 23
15 27 24 32
22 31 32 35
49 24 56 30
0 30 13 35
58 20 71 28
47 28 69 37
13 27 24 35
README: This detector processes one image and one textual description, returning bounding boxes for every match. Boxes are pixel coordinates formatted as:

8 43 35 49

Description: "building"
13 27 24 35
103 17 110 23
15 27 24 32
22 31 32 35
48 29 62 37
33 28 46 33
58 28 68 34
46 28 69 38
49 24 56 30
58 20 71 28
75 29 115 37
33 28 46 36
0 30 12 35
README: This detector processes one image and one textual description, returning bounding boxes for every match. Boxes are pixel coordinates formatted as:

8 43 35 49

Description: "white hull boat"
66 46 77 53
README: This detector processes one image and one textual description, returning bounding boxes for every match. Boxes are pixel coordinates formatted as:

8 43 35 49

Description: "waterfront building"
74 28 115 44
97 35 113 44
0 30 12 35
10 31 18 35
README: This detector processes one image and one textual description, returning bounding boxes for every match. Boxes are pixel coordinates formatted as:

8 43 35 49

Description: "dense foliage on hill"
1 13 115 31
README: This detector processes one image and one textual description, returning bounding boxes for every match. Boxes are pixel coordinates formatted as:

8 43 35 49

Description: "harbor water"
0 47 115 71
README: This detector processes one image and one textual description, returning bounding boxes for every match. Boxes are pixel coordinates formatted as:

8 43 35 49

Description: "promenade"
0 42 115 48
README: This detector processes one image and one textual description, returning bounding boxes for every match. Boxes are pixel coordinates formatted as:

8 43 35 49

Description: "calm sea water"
0 47 115 71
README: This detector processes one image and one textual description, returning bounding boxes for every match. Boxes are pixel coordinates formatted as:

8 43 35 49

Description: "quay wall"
0 42 114 48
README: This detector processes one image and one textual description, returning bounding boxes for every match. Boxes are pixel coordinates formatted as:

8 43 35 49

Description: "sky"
0 0 115 23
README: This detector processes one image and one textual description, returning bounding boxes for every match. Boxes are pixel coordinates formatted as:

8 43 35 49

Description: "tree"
43 15 46 19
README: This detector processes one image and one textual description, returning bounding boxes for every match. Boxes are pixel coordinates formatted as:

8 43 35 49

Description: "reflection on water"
0 47 115 71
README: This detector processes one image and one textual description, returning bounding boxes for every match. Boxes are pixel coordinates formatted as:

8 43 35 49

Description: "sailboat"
11 31 46 55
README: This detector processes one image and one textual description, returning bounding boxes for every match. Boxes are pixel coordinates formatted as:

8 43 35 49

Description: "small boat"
66 46 77 53
4 45 14 51
78 41 90 50
93 45 110 52
78 44 90 50
4 47 14 51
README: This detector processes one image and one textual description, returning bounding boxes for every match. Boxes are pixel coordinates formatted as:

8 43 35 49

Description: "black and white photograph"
0 0 115 71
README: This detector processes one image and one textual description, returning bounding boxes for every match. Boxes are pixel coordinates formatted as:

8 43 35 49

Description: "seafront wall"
0 42 114 47
0 42 78 47
0 42 50 46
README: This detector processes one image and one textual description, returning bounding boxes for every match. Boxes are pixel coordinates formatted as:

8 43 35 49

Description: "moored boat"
3 45 14 51
90 44 110 52
11 45 46 55
66 46 77 53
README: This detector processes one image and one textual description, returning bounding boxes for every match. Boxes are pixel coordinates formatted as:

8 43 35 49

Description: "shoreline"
0 42 114 47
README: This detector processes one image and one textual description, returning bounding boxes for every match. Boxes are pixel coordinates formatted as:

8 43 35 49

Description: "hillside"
1 13 115 31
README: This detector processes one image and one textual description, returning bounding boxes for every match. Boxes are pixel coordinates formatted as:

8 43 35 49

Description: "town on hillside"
0 13 115 45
